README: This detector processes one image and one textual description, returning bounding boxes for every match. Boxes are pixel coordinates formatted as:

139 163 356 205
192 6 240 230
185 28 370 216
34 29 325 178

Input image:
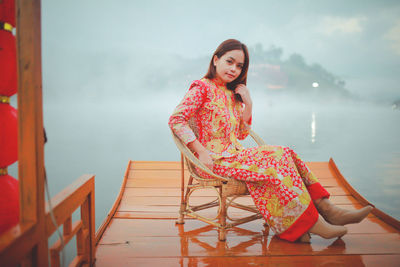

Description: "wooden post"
81 196 88 262
16 0 48 265
88 189 95 264
63 217 72 236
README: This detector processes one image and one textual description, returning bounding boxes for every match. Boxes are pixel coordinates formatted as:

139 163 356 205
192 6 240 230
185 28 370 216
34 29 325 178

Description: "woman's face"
213 49 245 84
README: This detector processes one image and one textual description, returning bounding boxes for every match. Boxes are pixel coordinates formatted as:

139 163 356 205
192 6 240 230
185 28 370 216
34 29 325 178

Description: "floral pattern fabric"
169 78 250 159
169 78 329 241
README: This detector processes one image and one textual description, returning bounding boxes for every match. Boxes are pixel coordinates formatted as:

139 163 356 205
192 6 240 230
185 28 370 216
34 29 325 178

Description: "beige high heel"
316 198 374 225
309 215 347 239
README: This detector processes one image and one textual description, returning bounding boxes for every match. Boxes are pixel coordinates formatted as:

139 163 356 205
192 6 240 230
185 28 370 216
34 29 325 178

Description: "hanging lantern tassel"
0 173 19 234
0 103 18 167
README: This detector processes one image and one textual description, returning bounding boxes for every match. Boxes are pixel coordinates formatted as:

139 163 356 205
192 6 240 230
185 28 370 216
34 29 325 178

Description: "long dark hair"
204 39 249 102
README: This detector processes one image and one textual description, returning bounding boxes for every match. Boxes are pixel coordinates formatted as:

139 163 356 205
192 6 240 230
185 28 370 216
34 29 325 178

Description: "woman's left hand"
235 84 252 106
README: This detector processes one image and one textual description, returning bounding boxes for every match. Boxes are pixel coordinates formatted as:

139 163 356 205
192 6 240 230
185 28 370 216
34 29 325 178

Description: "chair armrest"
171 129 266 182
171 131 229 182
249 130 266 146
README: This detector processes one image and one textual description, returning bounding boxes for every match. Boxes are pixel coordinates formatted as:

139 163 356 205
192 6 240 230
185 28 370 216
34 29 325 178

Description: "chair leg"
263 223 269 236
218 229 226 242
218 195 227 241
176 203 186 224
177 153 186 225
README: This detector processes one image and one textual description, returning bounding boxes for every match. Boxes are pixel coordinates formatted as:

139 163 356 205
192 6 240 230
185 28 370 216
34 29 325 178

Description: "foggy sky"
42 0 400 103
32 0 400 225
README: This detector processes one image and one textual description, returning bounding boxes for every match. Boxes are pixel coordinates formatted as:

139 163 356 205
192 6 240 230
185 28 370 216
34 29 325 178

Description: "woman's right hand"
188 139 214 170
198 150 214 170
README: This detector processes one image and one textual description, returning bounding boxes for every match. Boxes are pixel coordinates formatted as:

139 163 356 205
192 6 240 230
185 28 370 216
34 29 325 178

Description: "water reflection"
176 222 366 266
311 112 316 143
177 224 268 253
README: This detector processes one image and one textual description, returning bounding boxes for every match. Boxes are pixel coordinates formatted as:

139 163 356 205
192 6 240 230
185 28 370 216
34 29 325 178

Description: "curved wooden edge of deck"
95 160 132 245
329 158 400 231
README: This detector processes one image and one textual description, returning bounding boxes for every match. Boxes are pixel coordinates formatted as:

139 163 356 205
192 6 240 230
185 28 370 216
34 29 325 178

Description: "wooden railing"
47 175 95 267
0 1 96 266
0 174 96 266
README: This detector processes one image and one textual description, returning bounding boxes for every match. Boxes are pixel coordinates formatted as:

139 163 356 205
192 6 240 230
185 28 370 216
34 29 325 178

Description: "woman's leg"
284 147 330 201
315 198 373 225
285 146 374 227
213 145 346 242
283 147 373 225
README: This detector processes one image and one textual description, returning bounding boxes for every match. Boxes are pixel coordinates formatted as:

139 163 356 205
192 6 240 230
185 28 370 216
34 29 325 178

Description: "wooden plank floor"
95 161 400 266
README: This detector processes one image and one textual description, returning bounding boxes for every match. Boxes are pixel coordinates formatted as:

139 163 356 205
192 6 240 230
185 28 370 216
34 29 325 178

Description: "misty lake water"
10 90 400 232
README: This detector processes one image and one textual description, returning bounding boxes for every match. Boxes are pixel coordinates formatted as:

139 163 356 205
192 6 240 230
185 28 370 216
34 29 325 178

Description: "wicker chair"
171 124 269 241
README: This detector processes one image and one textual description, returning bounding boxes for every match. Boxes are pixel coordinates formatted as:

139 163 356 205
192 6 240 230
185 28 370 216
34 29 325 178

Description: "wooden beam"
0 222 37 266
16 0 48 266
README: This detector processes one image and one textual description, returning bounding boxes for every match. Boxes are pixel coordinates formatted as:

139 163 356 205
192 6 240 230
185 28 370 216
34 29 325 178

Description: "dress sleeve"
237 103 252 140
168 80 210 145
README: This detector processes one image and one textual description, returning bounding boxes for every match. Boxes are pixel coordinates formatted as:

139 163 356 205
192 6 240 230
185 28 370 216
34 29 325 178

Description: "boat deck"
94 160 400 266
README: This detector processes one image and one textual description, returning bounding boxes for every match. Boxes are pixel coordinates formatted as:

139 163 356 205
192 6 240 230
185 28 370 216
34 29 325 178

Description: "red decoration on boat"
0 0 16 27
0 174 19 235
0 104 17 167
0 30 17 96
0 0 19 235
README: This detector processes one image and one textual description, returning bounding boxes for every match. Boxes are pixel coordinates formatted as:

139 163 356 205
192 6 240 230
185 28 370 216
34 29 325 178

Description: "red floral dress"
168 78 329 242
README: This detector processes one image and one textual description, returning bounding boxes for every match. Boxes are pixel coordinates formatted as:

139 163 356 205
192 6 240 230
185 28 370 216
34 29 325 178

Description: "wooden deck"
94 160 400 266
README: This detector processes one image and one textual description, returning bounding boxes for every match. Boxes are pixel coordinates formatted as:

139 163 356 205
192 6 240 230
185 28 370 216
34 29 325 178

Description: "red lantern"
0 0 19 235
0 30 17 96
0 0 16 27
0 174 19 234
0 104 17 167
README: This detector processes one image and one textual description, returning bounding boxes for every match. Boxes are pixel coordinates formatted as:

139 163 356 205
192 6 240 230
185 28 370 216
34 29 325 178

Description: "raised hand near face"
235 84 252 106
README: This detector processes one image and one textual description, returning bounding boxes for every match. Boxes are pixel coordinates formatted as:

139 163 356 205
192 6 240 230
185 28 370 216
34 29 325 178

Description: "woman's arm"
168 80 214 169
169 81 207 144
235 84 253 120
242 101 252 124
187 139 213 170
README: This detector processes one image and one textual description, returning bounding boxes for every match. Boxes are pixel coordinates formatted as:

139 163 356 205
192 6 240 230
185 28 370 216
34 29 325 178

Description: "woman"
168 39 373 242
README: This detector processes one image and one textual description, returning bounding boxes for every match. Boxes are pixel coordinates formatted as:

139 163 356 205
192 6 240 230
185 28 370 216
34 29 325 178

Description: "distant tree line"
248 43 351 98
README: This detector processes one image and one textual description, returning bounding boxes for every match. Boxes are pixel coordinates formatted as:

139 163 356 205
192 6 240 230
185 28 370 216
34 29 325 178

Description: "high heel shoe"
316 198 374 226
309 215 347 239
